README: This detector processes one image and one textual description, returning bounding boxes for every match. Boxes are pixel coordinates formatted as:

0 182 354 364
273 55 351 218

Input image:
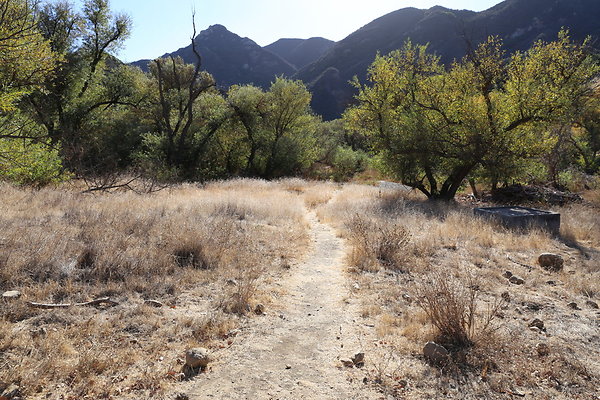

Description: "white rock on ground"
185 348 211 369
2 290 21 300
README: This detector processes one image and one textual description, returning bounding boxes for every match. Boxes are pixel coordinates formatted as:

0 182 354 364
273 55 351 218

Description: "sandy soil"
182 209 381 399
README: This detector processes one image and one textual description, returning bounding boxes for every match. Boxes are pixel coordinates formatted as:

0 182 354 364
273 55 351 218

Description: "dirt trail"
185 208 380 399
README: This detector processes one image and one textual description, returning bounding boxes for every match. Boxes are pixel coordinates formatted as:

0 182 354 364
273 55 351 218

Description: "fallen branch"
27 297 119 309
507 255 533 272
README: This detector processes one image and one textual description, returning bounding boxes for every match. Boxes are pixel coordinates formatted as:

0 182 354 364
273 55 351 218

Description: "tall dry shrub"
345 214 411 271
416 273 505 350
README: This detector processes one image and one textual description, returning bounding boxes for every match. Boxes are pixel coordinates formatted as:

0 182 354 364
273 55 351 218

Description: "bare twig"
27 297 119 309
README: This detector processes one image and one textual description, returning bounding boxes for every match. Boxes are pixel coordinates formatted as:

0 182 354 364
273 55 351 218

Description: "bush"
345 214 411 271
416 273 504 350
0 138 67 185
331 146 369 182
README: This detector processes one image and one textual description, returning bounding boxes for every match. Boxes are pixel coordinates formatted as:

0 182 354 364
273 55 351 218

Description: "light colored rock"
185 347 211 369
423 342 449 365
509 275 525 285
538 253 564 272
2 290 21 300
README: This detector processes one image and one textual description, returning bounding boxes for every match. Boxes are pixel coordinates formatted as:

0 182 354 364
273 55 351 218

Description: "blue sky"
82 0 504 62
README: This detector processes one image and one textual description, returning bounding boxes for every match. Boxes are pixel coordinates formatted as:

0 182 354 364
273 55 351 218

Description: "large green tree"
345 31 599 200
27 0 136 172
0 0 55 113
226 78 321 178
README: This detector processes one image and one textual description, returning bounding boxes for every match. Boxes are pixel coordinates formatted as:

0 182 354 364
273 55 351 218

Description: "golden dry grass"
319 183 600 399
0 179 308 399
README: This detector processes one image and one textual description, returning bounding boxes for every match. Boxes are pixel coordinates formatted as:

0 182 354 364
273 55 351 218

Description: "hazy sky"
84 0 504 62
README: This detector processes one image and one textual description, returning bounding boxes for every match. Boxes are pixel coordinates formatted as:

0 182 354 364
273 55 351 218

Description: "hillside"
297 0 600 119
132 24 296 89
265 37 335 69
130 0 600 119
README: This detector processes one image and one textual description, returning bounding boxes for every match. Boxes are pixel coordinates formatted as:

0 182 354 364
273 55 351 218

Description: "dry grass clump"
345 214 411 272
277 178 338 208
322 183 600 398
415 273 505 350
0 179 308 398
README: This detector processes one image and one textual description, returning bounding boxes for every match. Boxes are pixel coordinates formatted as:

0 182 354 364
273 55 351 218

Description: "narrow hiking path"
184 207 380 400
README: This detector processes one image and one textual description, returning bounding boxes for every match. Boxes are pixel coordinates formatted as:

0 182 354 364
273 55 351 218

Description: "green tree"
140 55 229 180
0 0 66 186
0 0 56 112
262 77 319 178
345 32 599 200
226 78 321 178
27 0 135 171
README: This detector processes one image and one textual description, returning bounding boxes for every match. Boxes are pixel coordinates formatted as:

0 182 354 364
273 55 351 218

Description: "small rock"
423 342 449 366
538 253 564 272
536 343 550 357
352 352 365 367
352 282 361 290
523 301 543 311
285 364 292 370
402 293 412 303
529 326 541 333
501 292 511 302
185 347 211 369
585 300 599 309
144 299 163 308
567 302 580 310
226 279 237 286
503 271 513 279
1 384 21 398
175 393 189 400
546 280 557 286
509 275 525 285
528 318 545 331
254 304 265 315
2 291 21 300
340 358 354 368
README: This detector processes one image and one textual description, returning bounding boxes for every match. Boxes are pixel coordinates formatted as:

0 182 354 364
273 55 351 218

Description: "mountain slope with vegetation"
132 24 296 89
297 0 600 119
265 37 335 69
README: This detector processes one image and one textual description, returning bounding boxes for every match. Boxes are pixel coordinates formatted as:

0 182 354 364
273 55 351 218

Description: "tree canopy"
345 31 600 200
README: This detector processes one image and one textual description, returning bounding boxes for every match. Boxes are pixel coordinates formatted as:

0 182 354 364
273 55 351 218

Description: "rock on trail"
184 209 379 399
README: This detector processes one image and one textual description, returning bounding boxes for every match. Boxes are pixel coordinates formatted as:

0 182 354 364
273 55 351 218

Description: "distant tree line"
0 0 366 186
0 0 598 200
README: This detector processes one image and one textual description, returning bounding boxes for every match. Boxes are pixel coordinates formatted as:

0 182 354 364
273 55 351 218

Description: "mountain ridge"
131 0 600 119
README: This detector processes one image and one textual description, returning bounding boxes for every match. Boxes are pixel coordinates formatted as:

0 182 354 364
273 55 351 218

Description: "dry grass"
278 178 338 209
0 179 308 399
320 183 600 399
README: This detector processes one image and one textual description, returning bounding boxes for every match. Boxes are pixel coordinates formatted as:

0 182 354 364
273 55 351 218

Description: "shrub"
345 214 411 271
0 138 68 185
416 273 504 350
331 146 369 181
